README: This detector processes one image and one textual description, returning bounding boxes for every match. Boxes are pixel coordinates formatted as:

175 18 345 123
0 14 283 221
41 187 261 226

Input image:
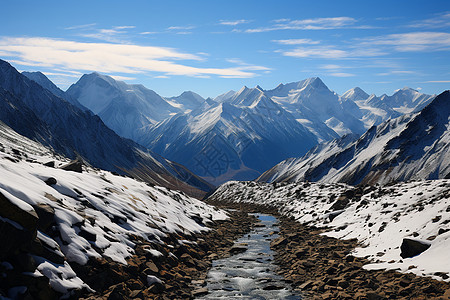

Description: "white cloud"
425 80 450 83
113 26 135 30
219 19 250 26
168 26 195 30
329 72 355 77
408 12 450 29
279 46 350 59
0 37 266 78
272 39 320 45
377 70 416 76
140 31 157 35
362 32 450 52
77 25 136 43
245 17 357 33
320 64 345 70
65 23 97 30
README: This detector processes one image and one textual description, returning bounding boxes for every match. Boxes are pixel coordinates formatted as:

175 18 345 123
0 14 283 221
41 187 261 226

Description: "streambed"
197 214 301 299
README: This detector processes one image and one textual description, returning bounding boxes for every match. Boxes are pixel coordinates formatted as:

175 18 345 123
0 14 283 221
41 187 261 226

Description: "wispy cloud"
113 26 135 30
408 12 450 29
425 80 450 83
329 72 355 77
0 37 267 78
65 23 97 30
168 26 195 31
219 19 250 26
278 46 385 59
245 17 358 33
319 64 355 77
73 25 137 43
276 31 450 60
140 31 157 35
377 70 416 76
361 32 450 52
272 39 320 45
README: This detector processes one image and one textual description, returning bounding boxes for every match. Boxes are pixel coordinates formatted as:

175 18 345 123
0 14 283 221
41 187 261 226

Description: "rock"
271 237 288 248
191 287 208 297
0 191 38 231
33 203 55 231
43 161 55 168
299 280 314 289
330 196 350 211
400 238 431 258
44 177 57 186
60 159 83 173
229 245 247 254
145 261 159 273
79 228 97 242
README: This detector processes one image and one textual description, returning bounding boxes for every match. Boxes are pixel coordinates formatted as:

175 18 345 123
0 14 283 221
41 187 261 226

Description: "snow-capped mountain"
265 77 365 138
66 73 180 140
0 59 212 197
258 90 450 185
166 90 205 113
138 86 318 184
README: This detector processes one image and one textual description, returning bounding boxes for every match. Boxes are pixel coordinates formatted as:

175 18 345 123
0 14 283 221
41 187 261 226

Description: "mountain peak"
342 86 369 101
306 77 327 89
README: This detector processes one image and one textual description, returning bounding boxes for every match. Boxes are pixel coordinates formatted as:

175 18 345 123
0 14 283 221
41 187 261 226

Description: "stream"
197 213 301 299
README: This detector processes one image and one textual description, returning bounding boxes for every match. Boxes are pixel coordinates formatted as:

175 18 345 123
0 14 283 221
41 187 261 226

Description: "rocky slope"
209 180 450 285
0 121 236 298
259 90 450 185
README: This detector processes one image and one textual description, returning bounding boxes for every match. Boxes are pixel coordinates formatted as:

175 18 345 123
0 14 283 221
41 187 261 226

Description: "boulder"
44 177 57 186
60 159 83 173
400 238 431 258
0 191 38 231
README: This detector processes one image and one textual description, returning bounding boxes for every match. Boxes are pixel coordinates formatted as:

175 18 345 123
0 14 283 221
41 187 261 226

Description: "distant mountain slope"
22 71 87 110
138 87 318 184
0 59 212 197
66 73 181 140
258 90 450 185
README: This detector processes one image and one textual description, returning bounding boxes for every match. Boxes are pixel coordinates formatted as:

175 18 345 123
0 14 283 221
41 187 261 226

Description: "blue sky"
1 0 449 98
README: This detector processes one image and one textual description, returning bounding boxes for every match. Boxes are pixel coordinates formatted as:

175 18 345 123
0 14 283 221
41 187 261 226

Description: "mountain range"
258 90 450 185
64 73 435 184
0 59 212 197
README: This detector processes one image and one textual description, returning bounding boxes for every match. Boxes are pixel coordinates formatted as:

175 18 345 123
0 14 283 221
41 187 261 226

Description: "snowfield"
0 122 227 296
210 180 450 282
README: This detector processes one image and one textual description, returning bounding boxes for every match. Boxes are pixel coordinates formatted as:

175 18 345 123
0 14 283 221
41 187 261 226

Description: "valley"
0 58 449 299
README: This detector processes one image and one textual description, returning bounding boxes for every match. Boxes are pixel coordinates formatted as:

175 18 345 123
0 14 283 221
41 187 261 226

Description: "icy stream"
197 214 301 299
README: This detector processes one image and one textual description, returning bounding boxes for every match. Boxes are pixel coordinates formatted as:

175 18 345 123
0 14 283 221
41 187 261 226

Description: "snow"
211 180 450 282
0 124 228 296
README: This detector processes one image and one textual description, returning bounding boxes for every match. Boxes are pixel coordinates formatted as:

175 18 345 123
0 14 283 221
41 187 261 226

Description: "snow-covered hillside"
259 90 450 185
210 180 450 282
0 121 227 297
0 59 212 197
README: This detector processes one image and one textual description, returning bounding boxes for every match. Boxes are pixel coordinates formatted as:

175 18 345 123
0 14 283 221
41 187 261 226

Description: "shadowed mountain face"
0 59 212 197
258 90 450 185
